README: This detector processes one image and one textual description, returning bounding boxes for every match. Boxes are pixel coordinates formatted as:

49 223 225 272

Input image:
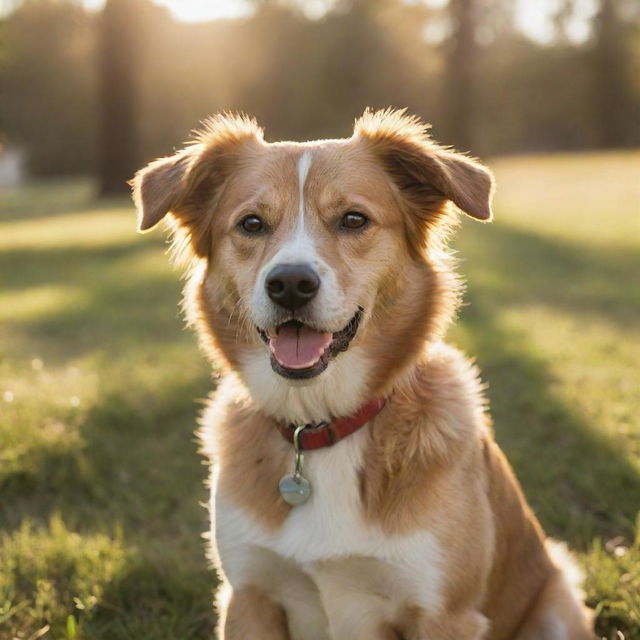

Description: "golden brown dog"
131 109 595 639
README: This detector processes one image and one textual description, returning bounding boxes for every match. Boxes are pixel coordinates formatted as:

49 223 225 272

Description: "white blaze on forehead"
250 145 348 333
297 150 313 231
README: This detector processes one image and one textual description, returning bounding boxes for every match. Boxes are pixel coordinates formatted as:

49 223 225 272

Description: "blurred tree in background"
592 0 638 147
0 0 638 192
0 0 97 175
98 0 141 194
441 0 478 151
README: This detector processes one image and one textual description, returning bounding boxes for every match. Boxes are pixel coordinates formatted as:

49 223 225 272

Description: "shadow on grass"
457 221 640 329
0 235 217 636
83 559 215 640
1 373 210 530
0 242 189 364
1 236 210 533
0 362 217 637
455 221 640 543
0 179 129 222
459 295 640 544
0 240 160 291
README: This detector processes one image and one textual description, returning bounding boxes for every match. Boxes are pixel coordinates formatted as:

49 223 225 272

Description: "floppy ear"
354 108 494 222
423 148 494 221
130 113 263 258
132 148 195 233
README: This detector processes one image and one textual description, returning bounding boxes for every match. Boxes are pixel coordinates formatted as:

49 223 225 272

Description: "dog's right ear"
130 113 263 258
132 148 195 233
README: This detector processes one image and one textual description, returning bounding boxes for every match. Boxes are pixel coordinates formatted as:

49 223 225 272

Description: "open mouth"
257 307 363 379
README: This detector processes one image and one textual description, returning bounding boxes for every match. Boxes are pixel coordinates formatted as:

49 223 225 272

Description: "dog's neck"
239 346 374 424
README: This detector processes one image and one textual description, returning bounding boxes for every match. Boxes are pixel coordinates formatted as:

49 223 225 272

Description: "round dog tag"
279 473 312 505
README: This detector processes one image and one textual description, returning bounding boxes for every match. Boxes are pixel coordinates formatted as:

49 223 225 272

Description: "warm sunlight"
154 0 252 22
3 0 639 637
80 0 252 21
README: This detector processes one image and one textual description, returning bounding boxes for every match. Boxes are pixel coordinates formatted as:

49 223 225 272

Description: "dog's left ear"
354 108 494 222
131 113 263 258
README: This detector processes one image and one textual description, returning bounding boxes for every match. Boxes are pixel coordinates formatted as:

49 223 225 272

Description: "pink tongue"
270 324 333 369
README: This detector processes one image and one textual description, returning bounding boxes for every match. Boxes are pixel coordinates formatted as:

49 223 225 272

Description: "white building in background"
0 146 26 189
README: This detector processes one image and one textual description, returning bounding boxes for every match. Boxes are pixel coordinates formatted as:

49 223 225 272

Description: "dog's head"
131 109 493 421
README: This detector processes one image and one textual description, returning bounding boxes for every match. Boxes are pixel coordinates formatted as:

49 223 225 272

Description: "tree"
98 0 140 195
441 0 478 151
592 0 634 147
0 1 96 176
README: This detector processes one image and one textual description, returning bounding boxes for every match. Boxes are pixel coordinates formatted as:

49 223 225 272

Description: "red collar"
278 398 386 450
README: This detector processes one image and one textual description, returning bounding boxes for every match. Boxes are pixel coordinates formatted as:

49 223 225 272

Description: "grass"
0 151 639 639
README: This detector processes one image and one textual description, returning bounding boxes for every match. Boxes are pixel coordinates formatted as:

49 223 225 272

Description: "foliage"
0 0 639 177
0 1 97 175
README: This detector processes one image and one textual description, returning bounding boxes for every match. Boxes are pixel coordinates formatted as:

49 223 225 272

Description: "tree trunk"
98 0 139 195
592 0 630 147
442 0 478 151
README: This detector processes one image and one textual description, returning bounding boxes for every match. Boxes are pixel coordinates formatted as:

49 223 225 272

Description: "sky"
80 0 253 21
514 0 597 43
154 0 252 20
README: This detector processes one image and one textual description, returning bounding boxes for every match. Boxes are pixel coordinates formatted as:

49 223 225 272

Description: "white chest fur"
212 428 444 640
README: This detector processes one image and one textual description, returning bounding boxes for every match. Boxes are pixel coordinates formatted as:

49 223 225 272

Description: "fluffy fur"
131 108 595 639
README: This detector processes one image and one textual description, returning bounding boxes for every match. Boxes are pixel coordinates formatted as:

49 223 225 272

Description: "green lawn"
1 151 639 639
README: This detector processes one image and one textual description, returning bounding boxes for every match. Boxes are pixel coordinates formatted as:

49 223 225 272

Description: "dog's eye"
340 212 369 231
239 215 265 234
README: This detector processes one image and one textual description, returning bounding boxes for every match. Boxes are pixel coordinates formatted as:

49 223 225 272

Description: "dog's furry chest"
212 428 445 639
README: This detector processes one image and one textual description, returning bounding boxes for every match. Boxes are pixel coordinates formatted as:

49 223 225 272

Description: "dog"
131 109 595 639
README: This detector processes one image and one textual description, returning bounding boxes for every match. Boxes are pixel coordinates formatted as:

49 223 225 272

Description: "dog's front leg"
399 607 489 640
218 583 291 640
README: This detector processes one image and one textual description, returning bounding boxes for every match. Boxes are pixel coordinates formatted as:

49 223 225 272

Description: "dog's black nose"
266 263 320 311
